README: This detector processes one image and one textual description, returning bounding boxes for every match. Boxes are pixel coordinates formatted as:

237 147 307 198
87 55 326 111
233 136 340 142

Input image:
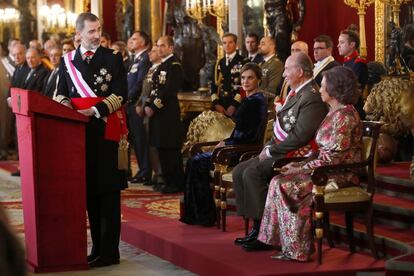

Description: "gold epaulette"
153 98 164 109
103 93 123 113
234 94 242 103
54 95 70 104
172 62 181 66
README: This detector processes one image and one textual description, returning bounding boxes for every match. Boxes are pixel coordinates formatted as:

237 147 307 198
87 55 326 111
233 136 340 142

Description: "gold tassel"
118 134 129 170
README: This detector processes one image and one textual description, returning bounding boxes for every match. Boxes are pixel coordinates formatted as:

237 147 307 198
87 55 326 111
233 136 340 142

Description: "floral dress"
257 105 362 261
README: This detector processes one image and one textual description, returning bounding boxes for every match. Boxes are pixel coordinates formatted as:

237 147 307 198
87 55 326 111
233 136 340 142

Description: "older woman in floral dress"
257 66 363 262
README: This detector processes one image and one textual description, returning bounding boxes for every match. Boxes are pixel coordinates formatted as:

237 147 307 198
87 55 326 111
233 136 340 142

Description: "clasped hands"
214 104 236 117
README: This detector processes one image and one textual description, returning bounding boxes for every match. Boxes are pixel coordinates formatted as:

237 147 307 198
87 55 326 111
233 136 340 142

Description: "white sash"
63 50 97 98
1 57 15 77
313 56 335 78
273 90 296 141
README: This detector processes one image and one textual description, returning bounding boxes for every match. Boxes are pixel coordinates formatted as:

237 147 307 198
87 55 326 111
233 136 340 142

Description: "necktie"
226 56 231 66
47 69 57 85
25 69 34 84
84 51 94 63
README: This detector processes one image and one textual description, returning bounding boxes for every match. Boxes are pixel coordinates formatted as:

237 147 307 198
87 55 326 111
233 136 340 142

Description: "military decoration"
282 109 296 131
158 71 167 84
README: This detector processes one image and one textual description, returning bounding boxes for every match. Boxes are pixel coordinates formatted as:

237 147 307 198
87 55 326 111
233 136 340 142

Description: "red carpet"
121 217 385 276
376 162 411 180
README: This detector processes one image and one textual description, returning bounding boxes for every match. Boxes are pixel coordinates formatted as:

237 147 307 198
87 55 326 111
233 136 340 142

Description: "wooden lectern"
11 88 89 272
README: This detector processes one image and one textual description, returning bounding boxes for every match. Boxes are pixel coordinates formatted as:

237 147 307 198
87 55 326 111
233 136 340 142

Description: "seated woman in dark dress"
180 63 268 226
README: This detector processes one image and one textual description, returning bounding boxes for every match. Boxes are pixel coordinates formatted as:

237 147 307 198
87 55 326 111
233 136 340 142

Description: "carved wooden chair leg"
214 184 221 229
315 211 324 265
366 206 379 259
323 212 334 248
345 211 355 253
244 218 249 236
220 187 227 232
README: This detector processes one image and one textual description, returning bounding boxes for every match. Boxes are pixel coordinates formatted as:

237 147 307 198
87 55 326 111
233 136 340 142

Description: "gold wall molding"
150 0 161 44
375 0 385 63
134 0 141 30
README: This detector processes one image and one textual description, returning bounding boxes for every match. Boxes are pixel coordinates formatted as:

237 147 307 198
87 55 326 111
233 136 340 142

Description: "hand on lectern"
78 108 95 117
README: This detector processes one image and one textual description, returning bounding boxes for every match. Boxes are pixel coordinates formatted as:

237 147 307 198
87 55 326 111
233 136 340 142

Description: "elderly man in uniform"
144 36 184 194
211 33 245 117
233 52 328 251
55 12 127 268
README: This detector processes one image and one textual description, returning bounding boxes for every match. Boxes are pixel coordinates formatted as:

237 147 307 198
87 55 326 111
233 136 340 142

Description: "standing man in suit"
211 33 245 117
42 47 62 98
312 35 340 86
233 52 328 251
144 36 184 194
55 12 127 268
245 33 264 64
23 48 49 92
258 36 283 100
127 31 152 183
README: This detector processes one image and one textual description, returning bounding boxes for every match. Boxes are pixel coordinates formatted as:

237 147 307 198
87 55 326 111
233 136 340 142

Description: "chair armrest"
240 151 260 162
272 157 307 173
311 160 370 186
189 141 220 156
212 144 263 165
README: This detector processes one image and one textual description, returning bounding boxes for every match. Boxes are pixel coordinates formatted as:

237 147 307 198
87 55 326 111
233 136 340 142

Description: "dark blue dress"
180 92 267 226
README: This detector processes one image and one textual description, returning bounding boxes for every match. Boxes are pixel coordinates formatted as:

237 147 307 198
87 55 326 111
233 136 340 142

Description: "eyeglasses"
313 47 327 51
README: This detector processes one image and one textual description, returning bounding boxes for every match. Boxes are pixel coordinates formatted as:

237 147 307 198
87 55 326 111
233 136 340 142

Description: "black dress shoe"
234 229 259 245
89 257 120 268
11 170 20 177
153 183 165 192
242 239 273 251
161 185 183 194
87 254 99 264
130 175 151 183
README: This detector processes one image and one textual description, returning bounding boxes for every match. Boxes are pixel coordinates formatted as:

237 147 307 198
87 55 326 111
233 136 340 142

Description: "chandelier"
39 4 77 35
0 3 20 24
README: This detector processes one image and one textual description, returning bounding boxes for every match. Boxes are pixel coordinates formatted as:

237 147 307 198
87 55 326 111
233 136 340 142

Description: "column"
228 0 243 49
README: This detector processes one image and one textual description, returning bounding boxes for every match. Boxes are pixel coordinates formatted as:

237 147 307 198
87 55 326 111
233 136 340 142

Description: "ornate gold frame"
375 1 386 63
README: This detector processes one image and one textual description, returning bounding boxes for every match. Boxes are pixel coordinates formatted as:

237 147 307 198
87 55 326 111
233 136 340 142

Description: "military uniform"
343 51 368 119
259 55 284 98
127 50 151 181
145 54 184 192
233 80 328 220
55 46 127 263
210 52 245 109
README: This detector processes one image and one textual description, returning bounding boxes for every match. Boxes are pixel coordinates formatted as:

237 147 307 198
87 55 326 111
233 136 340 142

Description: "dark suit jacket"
9 64 30 93
42 68 59 98
23 64 49 92
266 80 328 159
146 55 183 148
244 54 264 64
127 50 150 103
56 46 128 194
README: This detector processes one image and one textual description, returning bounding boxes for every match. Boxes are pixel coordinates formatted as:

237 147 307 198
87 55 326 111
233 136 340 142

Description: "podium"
11 88 89 272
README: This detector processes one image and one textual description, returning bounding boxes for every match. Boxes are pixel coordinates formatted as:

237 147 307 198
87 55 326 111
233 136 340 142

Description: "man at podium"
54 12 128 268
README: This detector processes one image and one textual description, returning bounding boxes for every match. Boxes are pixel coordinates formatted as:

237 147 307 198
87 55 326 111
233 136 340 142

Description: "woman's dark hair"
240 62 262 80
322 66 360 105
340 24 360 50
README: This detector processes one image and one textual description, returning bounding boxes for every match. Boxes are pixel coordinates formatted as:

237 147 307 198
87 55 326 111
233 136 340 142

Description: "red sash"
71 97 127 142
273 136 319 158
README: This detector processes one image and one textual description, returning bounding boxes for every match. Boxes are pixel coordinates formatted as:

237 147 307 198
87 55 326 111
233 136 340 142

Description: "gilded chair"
310 120 382 264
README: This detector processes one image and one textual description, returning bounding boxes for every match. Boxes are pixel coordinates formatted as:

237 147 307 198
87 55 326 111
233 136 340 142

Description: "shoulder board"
113 50 119 55
355 57 367 64
172 62 181 65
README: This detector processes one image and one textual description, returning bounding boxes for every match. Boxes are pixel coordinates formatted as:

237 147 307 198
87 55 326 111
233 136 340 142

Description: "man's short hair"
314 35 333 49
26 47 41 57
246 33 259 43
222 33 238 43
76 13 99 31
164 36 174 47
133 30 151 47
340 25 360 49
8 38 20 47
293 52 314 78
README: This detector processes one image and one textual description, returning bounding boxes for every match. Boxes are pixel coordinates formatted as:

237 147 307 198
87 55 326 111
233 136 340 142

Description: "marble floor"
0 168 195 276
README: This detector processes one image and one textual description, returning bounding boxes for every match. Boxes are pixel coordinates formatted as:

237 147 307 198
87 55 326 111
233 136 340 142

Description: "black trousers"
157 147 184 188
87 191 121 260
